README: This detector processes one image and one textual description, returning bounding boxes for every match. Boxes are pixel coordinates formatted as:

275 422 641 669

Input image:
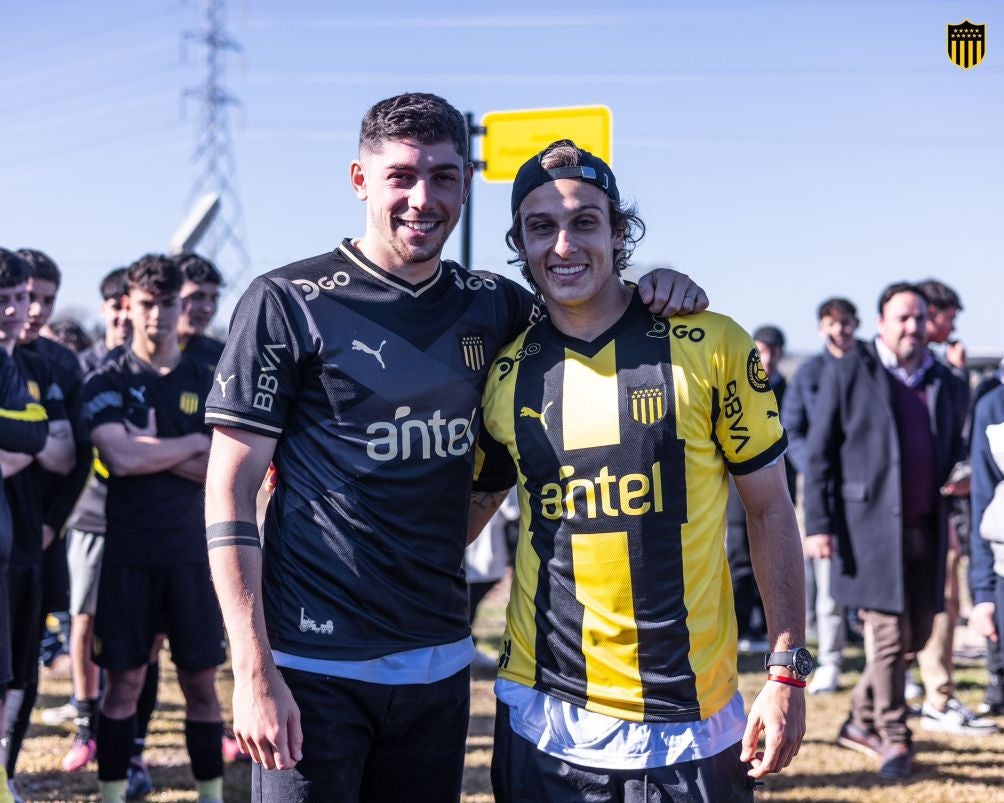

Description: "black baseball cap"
511 139 619 216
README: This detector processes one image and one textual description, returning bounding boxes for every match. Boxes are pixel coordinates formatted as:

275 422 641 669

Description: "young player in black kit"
203 92 708 803
82 255 225 803
0 251 76 802
0 248 50 803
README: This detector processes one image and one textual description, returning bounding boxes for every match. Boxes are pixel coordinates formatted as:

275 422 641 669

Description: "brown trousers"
849 522 939 745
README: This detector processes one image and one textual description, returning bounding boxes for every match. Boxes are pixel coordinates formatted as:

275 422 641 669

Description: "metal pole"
461 112 487 269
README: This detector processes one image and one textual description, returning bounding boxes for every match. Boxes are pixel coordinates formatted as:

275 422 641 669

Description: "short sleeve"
204 277 303 437
712 319 788 475
472 421 517 493
81 366 125 430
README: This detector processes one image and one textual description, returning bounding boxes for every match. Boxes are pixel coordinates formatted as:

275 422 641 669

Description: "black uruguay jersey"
205 240 538 661
81 347 213 566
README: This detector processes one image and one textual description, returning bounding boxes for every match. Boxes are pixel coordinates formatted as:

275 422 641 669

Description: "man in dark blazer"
803 282 967 780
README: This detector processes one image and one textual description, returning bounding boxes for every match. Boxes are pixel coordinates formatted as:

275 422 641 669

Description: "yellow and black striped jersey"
474 292 786 723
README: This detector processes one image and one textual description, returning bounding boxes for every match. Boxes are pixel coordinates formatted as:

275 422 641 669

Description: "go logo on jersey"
450 268 497 292
365 405 477 462
293 272 351 301
494 342 541 381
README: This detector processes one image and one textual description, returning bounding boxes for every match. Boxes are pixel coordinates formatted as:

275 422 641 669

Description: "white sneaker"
40 701 78 727
920 697 998 736
808 664 840 695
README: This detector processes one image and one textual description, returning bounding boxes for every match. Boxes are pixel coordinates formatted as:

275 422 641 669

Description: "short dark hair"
359 93 468 161
15 248 60 287
506 140 646 289
47 319 93 354
816 296 858 321
917 279 963 312
0 248 31 289
126 254 182 297
174 252 223 286
878 281 929 315
100 268 129 301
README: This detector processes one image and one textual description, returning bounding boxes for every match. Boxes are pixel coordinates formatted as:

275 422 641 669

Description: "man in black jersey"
204 92 707 803
0 251 76 801
0 249 50 801
470 140 807 802
83 255 225 803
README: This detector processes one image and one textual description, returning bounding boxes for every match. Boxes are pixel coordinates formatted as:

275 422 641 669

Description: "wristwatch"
764 647 814 681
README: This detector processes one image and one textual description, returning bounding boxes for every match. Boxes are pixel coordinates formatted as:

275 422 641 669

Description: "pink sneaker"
222 728 250 763
61 736 96 772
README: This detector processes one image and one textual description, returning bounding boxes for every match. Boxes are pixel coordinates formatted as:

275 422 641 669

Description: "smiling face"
517 179 627 323
819 310 858 354
878 290 928 367
351 137 471 276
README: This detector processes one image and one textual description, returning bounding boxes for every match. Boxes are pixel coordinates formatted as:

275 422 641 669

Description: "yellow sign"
480 106 613 183
947 20 986 69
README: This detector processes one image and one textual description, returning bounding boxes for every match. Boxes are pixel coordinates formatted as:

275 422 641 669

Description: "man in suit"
803 282 967 780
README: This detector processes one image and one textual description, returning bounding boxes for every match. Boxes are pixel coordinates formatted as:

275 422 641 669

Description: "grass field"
13 575 1004 802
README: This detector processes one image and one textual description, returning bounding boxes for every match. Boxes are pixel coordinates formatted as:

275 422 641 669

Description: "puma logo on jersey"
520 401 553 431
129 386 147 404
352 339 387 369
216 373 235 398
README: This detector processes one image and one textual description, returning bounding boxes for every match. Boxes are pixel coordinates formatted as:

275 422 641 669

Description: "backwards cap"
510 139 619 216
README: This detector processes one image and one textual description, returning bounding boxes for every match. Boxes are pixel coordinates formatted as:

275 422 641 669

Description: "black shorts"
93 562 225 671
491 701 756 803
6 562 44 689
253 665 470 803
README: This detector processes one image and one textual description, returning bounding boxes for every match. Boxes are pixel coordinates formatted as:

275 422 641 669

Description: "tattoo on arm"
471 490 509 518
206 520 261 550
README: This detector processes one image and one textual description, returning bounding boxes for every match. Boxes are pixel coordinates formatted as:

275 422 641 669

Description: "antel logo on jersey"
366 405 477 462
253 343 286 412
292 272 350 301
541 462 664 521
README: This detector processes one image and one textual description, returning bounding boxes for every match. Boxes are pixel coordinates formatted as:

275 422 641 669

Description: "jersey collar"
338 239 444 299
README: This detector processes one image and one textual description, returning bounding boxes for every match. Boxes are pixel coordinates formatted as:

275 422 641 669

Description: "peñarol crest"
629 385 666 426
947 20 986 69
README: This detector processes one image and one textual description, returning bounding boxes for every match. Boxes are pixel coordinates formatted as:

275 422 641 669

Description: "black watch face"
793 648 814 676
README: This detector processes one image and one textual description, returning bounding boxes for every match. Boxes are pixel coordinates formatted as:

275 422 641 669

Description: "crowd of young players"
0 247 236 803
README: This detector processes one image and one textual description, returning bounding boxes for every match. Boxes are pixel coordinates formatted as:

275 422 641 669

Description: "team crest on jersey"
746 349 771 393
629 385 667 425
460 333 486 372
947 20 986 69
179 391 200 415
26 381 40 401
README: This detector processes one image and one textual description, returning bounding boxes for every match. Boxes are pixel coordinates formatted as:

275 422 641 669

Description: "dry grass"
16 578 1004 802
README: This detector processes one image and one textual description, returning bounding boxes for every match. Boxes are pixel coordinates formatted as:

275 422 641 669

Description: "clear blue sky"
3 0 1002 354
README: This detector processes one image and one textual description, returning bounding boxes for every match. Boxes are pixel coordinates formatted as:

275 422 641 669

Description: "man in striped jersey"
472 140 807 801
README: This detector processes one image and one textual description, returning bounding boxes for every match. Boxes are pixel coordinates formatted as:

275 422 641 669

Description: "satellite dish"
169 193 221 255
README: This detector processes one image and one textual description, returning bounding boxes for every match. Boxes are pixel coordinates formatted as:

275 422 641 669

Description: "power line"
182 0 251 282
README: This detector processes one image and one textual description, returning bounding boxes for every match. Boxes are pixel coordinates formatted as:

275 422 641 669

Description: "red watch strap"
767 673 807 688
